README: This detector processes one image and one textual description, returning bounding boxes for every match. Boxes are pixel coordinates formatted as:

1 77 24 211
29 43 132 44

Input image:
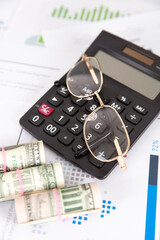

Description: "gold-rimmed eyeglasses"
66 54 130 170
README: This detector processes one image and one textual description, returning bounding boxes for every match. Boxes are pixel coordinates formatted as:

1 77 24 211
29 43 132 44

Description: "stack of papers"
0 0 160 239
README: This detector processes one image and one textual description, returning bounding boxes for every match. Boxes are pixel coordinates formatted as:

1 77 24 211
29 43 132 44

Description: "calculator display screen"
95 50 160 100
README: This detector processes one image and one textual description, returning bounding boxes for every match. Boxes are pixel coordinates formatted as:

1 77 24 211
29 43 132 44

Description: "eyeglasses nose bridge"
95 91 104 107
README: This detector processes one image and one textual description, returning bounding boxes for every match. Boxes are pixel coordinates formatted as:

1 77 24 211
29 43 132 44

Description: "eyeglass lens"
84 106 129 161
67 57 102 97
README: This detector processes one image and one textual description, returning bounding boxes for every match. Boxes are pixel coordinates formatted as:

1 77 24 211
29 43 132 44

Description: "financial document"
0 1 160 240
2 0 160 46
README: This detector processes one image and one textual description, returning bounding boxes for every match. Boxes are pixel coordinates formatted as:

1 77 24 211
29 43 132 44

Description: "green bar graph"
80 8 85 20
97 5 103 21
115 11 120 18
51 5 124 22
74 13 78 19
109 12 114 19
52 8 57 17
103 8 109 20
57 6 63 18
85 11 90 21
63 8 68 18
91 8 97 22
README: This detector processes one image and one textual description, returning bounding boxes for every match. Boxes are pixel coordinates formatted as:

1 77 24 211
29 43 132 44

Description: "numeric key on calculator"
76 111 88 124
63 104 78 116
85 100 99 112
53 113 69 126
44 122 60 136
71 96 87 106
29 114 44 126
67 121 83 135
91 120 107 133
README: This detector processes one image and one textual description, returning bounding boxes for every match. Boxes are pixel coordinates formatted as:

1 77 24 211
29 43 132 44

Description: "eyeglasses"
66 54 130 170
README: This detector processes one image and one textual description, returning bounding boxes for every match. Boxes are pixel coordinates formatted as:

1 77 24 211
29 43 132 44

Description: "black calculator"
20 30 160 179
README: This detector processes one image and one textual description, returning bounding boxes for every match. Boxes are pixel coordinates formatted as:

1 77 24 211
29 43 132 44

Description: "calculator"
20 30 160 179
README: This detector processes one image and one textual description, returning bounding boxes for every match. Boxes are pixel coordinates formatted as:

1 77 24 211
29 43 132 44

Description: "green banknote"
0 141 45 173
0 162 64 201
15 182 102 225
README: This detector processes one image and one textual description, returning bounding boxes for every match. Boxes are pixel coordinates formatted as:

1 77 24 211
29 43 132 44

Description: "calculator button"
89 155 104 168
38 103 54 117
125 111 142 125
72 141 85 152
29 114 44 126
109 101 125 114
43 123 60 136
48 95 63 107
56 86 70 97
91 120 108 134
71 96 87 106
133 104 148 115
67 121 83 135
57 132 74 146
63 104 78 116
117 95 130 105
76 111 88 124
53 113 69 126
85 101 99 113
120 121 133 134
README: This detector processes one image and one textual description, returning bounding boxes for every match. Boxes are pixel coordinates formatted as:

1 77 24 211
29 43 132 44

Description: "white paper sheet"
42 10 160 57
2 0 160 46
0 3 160 240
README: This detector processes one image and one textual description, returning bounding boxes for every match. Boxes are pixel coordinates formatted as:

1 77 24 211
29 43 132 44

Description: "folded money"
15 182 102 225
0 162 64 202
0 141 45 173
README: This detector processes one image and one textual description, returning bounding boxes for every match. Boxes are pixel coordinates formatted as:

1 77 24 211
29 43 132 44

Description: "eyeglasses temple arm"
113 138 127 170
82 54 99 85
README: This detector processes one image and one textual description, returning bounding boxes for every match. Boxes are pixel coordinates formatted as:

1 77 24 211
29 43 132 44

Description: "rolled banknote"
15 182 101 225
0 162 64 202
0 141 45 173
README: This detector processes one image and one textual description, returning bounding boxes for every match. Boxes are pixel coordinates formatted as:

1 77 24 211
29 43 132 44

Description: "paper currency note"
0 162 64 201
0 141 45 173
15 182 101 225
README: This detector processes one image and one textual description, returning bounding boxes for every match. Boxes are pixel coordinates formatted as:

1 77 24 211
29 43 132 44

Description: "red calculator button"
38 104 54 116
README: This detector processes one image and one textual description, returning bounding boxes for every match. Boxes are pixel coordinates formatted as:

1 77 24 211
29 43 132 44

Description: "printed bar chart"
51 5 123 22
145 154 159 240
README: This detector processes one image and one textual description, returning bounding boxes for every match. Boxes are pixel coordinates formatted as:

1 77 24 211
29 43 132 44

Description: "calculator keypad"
25 81 149 178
